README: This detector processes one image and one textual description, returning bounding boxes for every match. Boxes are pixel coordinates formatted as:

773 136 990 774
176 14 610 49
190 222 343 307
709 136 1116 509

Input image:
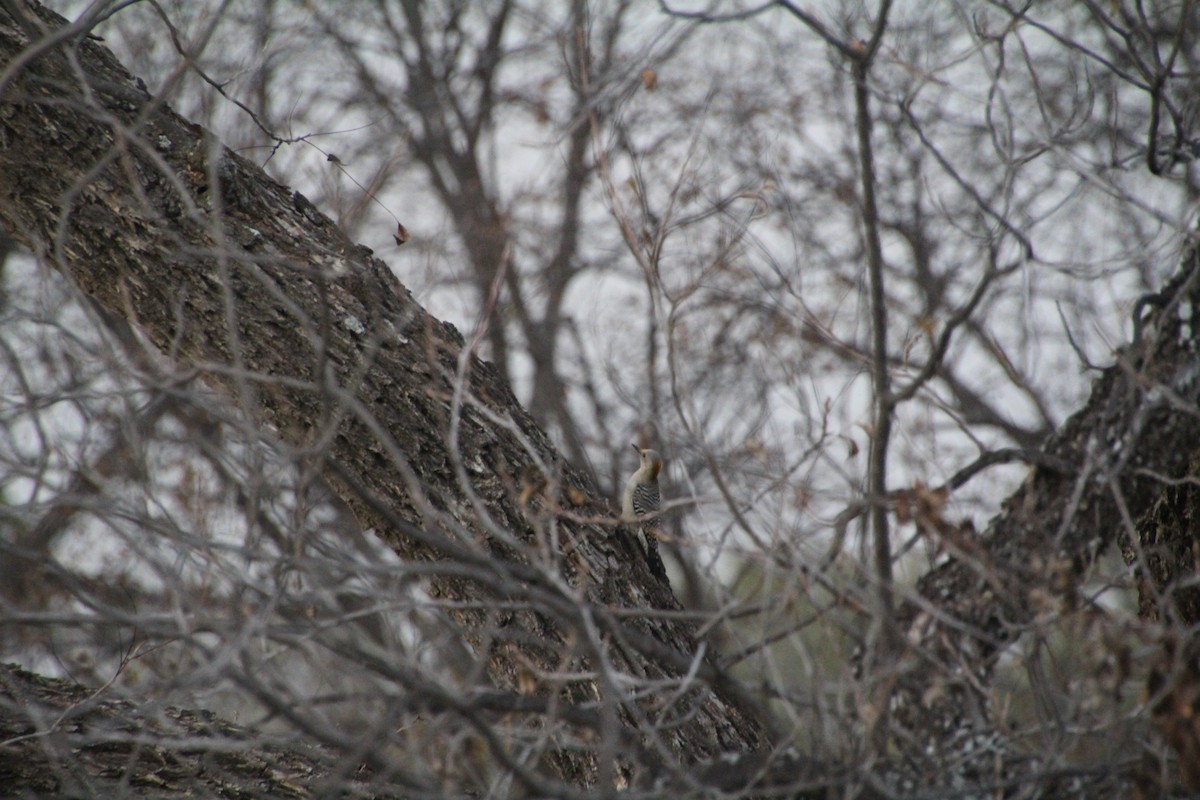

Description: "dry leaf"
393 222 411 246
517 664 538 695
518 466 547 507
844 435 859 458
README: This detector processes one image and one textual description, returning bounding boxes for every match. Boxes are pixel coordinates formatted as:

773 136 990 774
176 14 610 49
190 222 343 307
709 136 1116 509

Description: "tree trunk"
3 2 1199 796
891 247 1200 793
0 1 767 793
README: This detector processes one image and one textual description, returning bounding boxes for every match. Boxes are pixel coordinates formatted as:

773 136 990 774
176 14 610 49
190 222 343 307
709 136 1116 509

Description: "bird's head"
632 444 662 479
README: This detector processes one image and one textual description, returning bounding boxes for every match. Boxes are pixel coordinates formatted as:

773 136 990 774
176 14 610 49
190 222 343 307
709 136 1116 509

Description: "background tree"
3 0 1200 797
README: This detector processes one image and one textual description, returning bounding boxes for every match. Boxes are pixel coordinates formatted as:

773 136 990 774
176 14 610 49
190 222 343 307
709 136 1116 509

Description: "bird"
622 444 668 580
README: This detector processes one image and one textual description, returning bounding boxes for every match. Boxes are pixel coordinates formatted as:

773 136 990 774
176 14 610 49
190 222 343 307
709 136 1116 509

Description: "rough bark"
0 662 391 798
0 2 776 795
3 1 1200 797
891 243 1200 794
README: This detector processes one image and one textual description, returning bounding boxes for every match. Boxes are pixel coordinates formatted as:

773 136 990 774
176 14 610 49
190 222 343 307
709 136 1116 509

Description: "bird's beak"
630 443 640 453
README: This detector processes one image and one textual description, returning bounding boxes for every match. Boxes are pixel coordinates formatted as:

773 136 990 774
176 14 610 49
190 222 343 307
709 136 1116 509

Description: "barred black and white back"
622 446 667 580
630 482 660 525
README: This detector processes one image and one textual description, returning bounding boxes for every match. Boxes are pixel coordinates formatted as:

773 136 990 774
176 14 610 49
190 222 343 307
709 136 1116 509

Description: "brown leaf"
517 663 538 695
844 435 859 458
392 222 411 246
518 466 547 507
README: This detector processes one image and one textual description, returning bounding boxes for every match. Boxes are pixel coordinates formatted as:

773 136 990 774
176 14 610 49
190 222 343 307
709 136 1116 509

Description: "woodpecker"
622 444 667 579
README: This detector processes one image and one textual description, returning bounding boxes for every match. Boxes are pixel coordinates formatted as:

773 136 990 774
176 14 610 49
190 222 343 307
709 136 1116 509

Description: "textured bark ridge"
3 2 1200 797
0 1 769 792
0 663 373 798
891 245 1200 792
